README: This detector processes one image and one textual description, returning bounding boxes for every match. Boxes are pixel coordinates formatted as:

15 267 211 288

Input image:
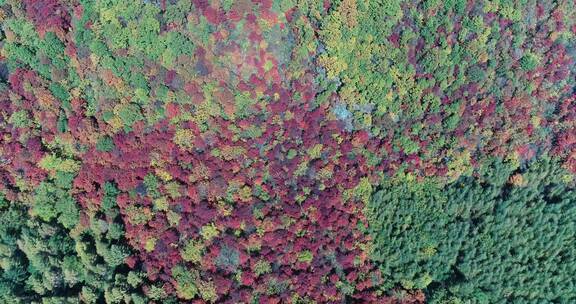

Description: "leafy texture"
0 0 574 303
369 158 576 303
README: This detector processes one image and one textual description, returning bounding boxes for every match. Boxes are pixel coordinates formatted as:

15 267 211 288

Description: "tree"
0 178 147 303
368 158 576 303
96 136 115 152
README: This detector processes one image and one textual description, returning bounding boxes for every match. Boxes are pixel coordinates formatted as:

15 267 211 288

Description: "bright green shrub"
8 110 31 128
520 52 540 71
171 265 197 300
96 136 115 152
116 103 143 127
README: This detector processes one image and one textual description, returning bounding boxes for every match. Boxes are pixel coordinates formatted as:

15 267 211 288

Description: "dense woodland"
0 0 574 303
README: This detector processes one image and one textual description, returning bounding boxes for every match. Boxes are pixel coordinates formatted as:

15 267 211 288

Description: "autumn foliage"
0 0 574 303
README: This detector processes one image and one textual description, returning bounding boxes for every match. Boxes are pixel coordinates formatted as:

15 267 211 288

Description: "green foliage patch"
368 158 576 303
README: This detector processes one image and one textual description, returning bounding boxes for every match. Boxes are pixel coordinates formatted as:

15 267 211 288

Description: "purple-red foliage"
23 0 71 36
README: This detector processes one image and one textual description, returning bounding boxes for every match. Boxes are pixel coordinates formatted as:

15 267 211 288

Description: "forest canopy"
0 0 574 303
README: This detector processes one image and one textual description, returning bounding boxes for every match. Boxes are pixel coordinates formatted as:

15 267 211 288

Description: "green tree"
96 136 115 152
0 180 146 303
369 158 576 303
